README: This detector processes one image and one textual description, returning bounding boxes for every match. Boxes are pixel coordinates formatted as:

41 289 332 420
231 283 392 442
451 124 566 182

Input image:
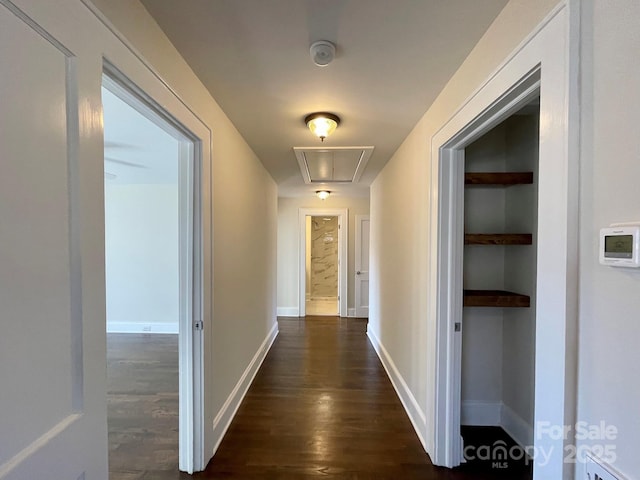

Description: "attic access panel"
294 146 374 184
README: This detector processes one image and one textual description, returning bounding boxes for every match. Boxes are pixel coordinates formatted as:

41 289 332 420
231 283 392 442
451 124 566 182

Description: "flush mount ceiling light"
316 190 331 200
310 40 336 67
305 112 340 142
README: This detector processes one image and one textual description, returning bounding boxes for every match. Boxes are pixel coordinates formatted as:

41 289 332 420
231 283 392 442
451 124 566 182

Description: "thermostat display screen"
605 235 633 258
600 225 640 267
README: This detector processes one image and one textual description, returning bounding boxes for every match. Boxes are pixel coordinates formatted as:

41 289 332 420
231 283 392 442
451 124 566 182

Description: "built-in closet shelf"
464 172 533 186
464 233 532 245
463 290 530 308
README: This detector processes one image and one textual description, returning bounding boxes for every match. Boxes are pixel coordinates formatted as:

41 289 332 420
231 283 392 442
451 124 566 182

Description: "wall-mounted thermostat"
599 224 640 268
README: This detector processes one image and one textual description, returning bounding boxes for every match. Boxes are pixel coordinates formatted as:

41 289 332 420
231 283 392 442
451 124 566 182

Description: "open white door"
0 1 107 478
355 215 370 318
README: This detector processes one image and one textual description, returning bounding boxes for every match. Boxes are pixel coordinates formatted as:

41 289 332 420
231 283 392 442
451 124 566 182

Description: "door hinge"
454 322 461 332
194 321 204 331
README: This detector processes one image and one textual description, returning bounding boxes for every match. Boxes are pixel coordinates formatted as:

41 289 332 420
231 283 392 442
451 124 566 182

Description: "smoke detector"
310 40 336 67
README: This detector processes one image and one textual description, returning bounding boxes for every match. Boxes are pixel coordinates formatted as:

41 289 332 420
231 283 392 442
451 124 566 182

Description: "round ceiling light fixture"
310 40 336 67
316 190 331 200
305 112 340 142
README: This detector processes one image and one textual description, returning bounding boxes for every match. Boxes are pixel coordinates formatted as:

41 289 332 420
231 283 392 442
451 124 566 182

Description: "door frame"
102 66 205 473
433 69 541 467
428 3 579 478
299 208 348 317
354 214 370 318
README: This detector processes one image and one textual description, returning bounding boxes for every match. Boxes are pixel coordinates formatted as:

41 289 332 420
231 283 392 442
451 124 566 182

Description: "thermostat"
599 224 640 267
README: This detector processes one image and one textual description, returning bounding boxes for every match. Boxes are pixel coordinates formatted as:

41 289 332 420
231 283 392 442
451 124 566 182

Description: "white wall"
370 0 558 443
462 124 507 418
576 1 640 478
78 0 278 465
105 183 179 333
371 0 640 477
277 195 369 316
502 113 538 442
460 115 538 447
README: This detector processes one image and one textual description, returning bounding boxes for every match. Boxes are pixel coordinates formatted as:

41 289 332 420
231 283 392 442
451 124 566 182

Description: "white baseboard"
277 307 299 317
461 400 533 448
461 401 502 426
366 327 427 451
211 322 279 454
501 403 533 448
107 321 179 334
347 308 356 317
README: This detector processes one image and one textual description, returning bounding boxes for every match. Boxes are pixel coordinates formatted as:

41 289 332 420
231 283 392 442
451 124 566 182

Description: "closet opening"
457 97 539 479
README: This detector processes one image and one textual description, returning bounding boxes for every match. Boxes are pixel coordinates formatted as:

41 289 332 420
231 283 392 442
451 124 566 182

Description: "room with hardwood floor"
107 333 184 480
102 85 187 478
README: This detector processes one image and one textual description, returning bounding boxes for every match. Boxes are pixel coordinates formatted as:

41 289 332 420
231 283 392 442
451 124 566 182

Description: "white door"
0 2 107 479
355 215 370 318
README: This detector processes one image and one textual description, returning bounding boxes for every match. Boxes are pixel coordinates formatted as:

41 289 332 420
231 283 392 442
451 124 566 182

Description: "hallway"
106 317 531 479
199 316 434 478
197 317 530 479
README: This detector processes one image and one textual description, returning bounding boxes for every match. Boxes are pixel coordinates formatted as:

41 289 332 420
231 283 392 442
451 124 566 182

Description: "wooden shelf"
465 233 532 245
463 290 530 308
465 172 533 186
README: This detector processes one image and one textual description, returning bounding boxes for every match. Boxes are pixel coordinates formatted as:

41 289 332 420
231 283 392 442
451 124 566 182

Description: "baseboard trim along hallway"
211 321 279 455
366 326 428 451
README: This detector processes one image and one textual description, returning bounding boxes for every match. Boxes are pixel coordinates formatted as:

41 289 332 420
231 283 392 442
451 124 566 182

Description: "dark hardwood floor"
107 332 189 480
198 317 436 479
198 317 532 479
458 426 532 478
108 318 532 479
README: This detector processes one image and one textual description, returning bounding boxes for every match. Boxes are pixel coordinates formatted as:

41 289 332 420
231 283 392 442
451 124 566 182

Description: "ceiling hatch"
294 146 374 184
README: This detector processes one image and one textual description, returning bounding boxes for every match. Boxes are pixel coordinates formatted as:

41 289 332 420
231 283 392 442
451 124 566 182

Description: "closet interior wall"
461 109 539 447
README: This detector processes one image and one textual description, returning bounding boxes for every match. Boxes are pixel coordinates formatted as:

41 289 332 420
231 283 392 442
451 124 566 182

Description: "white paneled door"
0 1 107 479
355 215 370 318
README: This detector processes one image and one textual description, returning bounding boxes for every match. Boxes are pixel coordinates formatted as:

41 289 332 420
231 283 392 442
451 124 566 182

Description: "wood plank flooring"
107 333 189 480
108 318 532 479
199 317 532 479
198 317 436 479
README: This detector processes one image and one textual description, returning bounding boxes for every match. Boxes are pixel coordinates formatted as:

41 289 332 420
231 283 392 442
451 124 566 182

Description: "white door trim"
299 208 348 318
355 215 370 318
102 65 205 474
433 69 541 468
428 3 579 479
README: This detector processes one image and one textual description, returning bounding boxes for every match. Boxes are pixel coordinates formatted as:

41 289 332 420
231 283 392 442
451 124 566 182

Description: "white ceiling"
139 0 509 197
102 87 179 185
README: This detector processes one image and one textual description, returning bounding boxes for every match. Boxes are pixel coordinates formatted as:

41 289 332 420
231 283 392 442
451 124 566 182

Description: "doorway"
458 99 539 477
432 68 542 468
102 71 202 475
299 208 348 317
354 214 370 318
430 10 580 472
306 216 339 316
